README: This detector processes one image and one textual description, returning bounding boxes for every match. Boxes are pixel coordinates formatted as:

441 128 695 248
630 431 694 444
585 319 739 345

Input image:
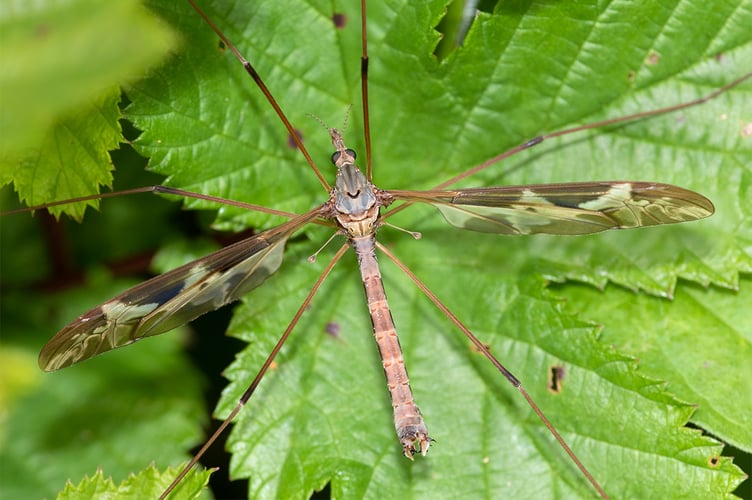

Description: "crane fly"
3 0 751 498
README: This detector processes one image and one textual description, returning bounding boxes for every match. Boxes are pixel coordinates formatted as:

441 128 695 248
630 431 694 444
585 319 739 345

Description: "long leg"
160 242 350 498
376 241 609 499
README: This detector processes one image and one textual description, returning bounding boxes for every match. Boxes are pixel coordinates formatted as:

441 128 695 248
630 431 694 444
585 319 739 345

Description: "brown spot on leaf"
35 24 51 38
332 13 347 29
741 121 752 138
469 342 492 354
288 129 304 149
325 321 340 337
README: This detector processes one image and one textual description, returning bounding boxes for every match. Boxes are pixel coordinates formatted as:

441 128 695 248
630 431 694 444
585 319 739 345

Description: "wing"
39 209 325 371
388 182 714 235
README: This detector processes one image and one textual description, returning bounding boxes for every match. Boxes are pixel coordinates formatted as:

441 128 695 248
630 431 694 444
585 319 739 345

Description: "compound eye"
331 149 357 164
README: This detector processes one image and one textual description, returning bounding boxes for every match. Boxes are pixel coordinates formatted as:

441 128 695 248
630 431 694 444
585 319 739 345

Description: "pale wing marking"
388 182 714 235
39 210 323 371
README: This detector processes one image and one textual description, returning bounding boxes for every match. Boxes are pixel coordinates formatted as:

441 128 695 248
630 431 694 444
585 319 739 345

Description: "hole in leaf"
547 365 565 394
434 0 499 59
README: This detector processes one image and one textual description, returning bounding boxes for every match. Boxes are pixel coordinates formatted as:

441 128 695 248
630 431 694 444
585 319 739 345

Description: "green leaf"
56 464 212 499
2 88 123 220
559 276 752 453
0 275 208 498
2 0 751 499
0 0 177 219
58 469 118 499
